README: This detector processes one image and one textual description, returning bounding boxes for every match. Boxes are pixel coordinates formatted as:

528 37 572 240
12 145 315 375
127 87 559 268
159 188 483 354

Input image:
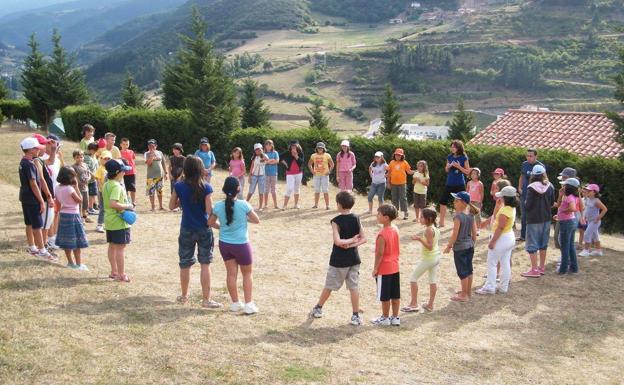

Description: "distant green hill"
309 0 408 22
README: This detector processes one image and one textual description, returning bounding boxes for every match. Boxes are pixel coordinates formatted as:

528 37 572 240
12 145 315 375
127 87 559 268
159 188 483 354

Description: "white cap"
20 137 44 151
253 143 263 150
495 186 517 198
340 140 350 147
531 164 546 176
374 151 383 157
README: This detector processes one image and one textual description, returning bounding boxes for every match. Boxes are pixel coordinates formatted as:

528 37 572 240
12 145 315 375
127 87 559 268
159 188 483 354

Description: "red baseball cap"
97 138 106 148
32 133 52 145
492 168 505 175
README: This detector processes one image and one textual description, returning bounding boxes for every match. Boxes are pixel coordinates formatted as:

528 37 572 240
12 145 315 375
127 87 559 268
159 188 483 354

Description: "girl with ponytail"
209 176 260 314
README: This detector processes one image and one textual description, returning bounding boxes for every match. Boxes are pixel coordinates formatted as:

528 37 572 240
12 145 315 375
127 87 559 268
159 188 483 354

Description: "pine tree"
379 85 402 136
162 7 239 144
448 98 476 142
21 34 55 127
307 99 329 131
240 79 270 128
121 73 150 109
45 29 89 111
606 50 624 158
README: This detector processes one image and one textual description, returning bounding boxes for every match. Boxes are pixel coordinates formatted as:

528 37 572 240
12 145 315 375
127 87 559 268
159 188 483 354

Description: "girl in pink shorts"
336 140 356 192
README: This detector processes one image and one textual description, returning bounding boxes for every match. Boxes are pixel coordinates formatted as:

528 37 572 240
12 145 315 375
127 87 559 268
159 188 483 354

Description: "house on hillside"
389 18 404 24
411 2 422 8
365 119 449 141
470 108 622 158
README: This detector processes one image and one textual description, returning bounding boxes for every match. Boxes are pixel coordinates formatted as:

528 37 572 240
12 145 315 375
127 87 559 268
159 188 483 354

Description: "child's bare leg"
149 194 155 210
130 191 136 205
381 300 391 318
368 200 373 212
317 288 332 307
594 241 601 251
391 299 400 317
26 225 34 247
33 228 44 250
282 196 290 209
180 267 191 298
294 193 300 207
467 275 473 296
427 283 437 309
272 192 278 208
439 204 447 227
240 264 253 303
258 194 264 209
224 259 239 302
313 192 320 207
64 249 75 265
108 243 118 275
157 192 163 209
200 263 213 301
349 288 359 314
115 244 126 276
74 249 81 266
323 193 329 208
538 249 547 269
246 193 253 202
409 281 418 307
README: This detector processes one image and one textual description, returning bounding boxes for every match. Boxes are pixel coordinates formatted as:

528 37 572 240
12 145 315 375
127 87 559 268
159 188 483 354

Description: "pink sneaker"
521 268 541 278
538 267 545 275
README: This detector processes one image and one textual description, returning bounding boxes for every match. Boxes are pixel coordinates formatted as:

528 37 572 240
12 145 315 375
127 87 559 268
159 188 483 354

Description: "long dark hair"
222 176 240 226
450 140 466 156
57 166 77 186
183 156 206 203
564 184 579 198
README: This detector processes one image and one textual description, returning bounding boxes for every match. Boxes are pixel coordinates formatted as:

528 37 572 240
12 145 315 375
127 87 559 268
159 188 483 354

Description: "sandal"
116 274 131 283
450 295 469 302
176 295 189 304
401 305 419 313
421 303 433 312
202 299 223 309
109 273 119 279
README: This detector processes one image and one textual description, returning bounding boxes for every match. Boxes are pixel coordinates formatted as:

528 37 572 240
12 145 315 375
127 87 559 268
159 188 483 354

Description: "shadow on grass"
0 275 100 291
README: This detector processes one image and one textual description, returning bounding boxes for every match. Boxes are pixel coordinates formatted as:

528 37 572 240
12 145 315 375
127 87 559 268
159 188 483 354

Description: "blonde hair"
416 160 429 178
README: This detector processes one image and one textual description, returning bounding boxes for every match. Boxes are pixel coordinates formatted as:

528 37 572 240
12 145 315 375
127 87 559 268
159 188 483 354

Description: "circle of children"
17 125 608 324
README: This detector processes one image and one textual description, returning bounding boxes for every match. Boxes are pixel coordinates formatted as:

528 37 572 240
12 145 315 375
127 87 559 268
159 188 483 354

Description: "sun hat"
492 167 505 175
393 148 404 156
100 150 113 160
340 140 350 147
560 177 580 187
531 164 546 176
496 186 517 198
147 139 157 145
584 183 600 192
21 137 45 151
451 191 471 204
200 137 209 144
374 151 384 157
316 142 326 150
471 167 481 176
172 143 184 152
105 159 132 175
557 167 577 180
254 143 263 151
120 210 137 225
222 176 240 198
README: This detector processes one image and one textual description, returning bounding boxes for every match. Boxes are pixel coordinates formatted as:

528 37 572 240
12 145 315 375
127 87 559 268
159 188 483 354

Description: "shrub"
62 105 110 140
0 99 35 122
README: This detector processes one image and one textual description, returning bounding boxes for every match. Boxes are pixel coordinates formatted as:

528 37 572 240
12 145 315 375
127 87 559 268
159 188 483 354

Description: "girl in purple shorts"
209 176 260 315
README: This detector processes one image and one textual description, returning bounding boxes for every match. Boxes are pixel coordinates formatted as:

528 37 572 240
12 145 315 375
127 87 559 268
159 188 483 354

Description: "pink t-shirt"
55 185 80 214
467 180 483 203
336 151 356 172
229 159 245 177
557 194 578 221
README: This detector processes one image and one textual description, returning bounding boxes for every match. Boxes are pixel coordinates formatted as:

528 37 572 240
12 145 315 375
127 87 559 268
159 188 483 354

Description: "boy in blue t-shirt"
262 139 280 209
194 137 216 183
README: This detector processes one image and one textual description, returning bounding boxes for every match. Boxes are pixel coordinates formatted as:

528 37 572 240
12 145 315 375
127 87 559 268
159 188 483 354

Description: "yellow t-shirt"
310 153 331 176
388 160 411 185
493 206 515 234
413 171 429 194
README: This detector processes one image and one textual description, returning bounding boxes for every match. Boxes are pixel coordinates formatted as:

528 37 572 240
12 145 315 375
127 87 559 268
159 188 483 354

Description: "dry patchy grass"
1 124 623 384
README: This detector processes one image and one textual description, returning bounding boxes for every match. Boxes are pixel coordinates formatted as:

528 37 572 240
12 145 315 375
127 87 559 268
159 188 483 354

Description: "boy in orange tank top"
372 204 401 326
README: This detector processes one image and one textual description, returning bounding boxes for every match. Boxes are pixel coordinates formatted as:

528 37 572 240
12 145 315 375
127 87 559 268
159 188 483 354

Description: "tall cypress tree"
379 85 402 136
307 99 329 131
240 79 270 128
21 34 55 127
162 7 239 144
448 98 475 142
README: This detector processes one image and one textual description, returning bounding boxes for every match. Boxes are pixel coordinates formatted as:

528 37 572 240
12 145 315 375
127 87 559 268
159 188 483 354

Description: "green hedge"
0 99 34 122
62 105 111 140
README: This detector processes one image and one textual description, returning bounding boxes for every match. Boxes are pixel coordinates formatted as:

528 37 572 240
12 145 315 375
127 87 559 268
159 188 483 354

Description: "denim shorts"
525 221 551 253
367 182 386 203
453 247 474 279
88 181 98 197
178 227 214 268
248 175 266 195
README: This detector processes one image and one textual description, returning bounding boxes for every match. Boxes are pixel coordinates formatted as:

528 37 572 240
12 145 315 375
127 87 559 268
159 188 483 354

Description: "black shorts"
123 174 136 192
453 247 474 279
88 181 98 197
376 272 400 301
106 228 131 245
440 184 465 206
22 202 43 229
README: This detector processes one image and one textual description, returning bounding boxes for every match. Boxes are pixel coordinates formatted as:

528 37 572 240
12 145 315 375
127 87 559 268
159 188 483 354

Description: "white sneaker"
243 302 258 315
578 249 591 257
95 225 105 233
475 286 496 295
77 264 89 271
350 314 362 326
390 316 401 326
497 287 508 294
371 316 391 326
309 306 323 318
46 241 60 251
229 301 244 312
26 246 38 255
590 250 603 257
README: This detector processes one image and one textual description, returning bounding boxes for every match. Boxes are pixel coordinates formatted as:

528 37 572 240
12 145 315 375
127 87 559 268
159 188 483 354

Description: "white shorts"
284 173 303 197
42 204 55 230
313 175 329 193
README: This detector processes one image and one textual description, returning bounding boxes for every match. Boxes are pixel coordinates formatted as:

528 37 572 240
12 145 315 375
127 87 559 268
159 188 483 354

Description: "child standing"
144 139 168 211
247 143 268 210
467 168 484 230
169 156 221 308
308 142 334 210
71 150 92 224
195 137 216 183
372 204 401 326
412 160 430 222
94 150 112 233
209 177 260 314
476 186 518 294
79 124 95 152
55 167 89 270
309 192 367 325
444 192 478 302
263 140 280 209
103 159 134 282
281 142 304 210
490 168 506 200
579 184 608 257
367 151 387 214
335 140 356 192
403 208 440 313
556 178 580 274
229 147 246 200
387 148 414 220
120 138 137 206
169 143 186 206
84 143 99 214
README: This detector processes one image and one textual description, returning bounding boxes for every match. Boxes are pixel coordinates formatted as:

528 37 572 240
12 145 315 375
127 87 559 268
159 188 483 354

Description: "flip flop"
401 306 419 313
450 295 469 302
421 303 433 312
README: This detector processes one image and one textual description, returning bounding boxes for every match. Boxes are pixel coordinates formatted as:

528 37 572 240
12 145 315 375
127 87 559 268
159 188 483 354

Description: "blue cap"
46 133 61 143
531 164 546 176
105 159 132 175
560 177 580 188
451 191 471 204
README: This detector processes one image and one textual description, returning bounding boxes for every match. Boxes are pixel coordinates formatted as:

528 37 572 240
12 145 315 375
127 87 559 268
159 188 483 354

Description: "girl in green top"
402 208 440 313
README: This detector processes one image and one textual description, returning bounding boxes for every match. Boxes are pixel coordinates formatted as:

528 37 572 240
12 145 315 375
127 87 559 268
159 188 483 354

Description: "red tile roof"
470 109 623 158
